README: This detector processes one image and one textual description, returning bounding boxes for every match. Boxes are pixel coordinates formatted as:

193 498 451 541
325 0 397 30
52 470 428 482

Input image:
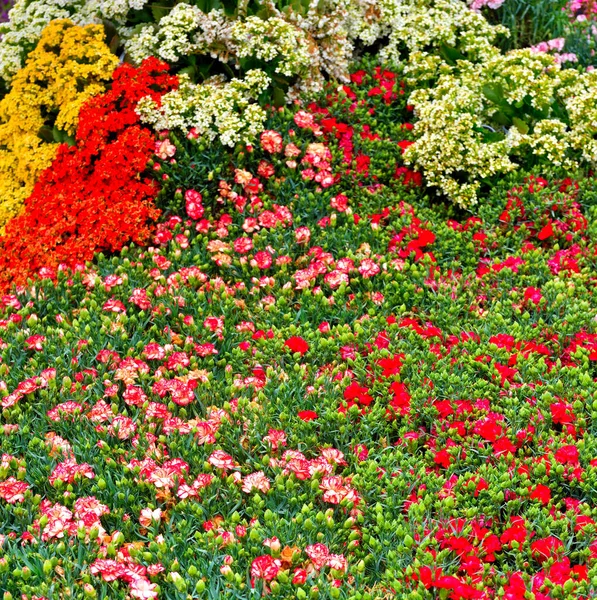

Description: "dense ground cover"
3 0 597 599
2 62 597 599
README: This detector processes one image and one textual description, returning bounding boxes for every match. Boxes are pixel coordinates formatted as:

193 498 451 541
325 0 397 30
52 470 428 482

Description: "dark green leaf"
481 83 505 105
512 117 529 135
38 126 54 143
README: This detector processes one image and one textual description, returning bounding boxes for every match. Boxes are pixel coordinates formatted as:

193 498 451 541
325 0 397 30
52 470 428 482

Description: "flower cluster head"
0 19 118 228
0 57 178 291
136 69 270 147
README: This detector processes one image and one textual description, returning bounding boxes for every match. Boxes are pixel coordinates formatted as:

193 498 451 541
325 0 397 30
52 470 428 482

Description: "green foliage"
486 0 570 51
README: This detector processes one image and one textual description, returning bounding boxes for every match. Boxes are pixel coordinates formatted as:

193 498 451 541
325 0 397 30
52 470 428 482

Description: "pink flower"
234 237 254 254
0 477 29 503
263 537 281 553
260 130 283 154
103 298 126 313
330 194 349 212
208 450 236 470
358 259 380 278
264 428 287 451
251 555 281 582
108 416 136 440
242 471 271 494
294 111 317 129
185 189 204 220
49 459 94 485
292 568 307 584
327 554 348 573
139 508 162 528
253 251 273 270
324 270 349 289
258 160 275 178
305 543 330 569
295 227 311 245
25 335 45 351
90 559 126 582
155 139 176 160
130 577 158 599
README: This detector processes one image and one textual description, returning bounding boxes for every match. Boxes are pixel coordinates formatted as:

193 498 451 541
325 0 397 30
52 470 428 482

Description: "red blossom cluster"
0 58 178 292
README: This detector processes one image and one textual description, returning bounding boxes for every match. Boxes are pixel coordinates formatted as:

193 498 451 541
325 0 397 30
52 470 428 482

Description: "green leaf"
481 83 505 105
439 44 467 65
492 110 512 127
52 126 63 144
63 134 77 147
272 86 286 108
150 3 172 21
38 126 54 143
512 117 529 135
221 0 239 16
108 34 121 55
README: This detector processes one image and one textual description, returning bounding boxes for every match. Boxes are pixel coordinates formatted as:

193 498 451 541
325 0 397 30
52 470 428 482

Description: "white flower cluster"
100 0 149 22
406 66 515 208
405 48 597 207
126 4 232 64
232 16 311 77
136 69 270 148
379 0 508 68
126 5 312 79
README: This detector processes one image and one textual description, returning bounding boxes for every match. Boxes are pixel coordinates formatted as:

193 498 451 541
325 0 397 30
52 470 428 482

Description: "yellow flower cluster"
0 20 118 229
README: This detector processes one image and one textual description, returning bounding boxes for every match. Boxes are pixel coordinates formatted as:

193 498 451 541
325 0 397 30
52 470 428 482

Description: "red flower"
529 484 551 505
537 222 554 240
298 410 318 422
555 444 579 465
250 555 281 583
284 336 309 355
531 536 564 563
0 58 178 292
185 189 204 220
253 251 273 270
524 286 543 305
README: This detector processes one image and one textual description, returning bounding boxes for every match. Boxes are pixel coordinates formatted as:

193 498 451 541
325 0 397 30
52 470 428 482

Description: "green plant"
485 0 570 51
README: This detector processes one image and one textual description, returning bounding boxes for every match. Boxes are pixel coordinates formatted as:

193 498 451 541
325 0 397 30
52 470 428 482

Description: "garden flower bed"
2 0 597 599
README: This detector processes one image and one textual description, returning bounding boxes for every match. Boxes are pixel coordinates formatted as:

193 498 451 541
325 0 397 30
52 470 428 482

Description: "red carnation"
298 410 318 422
284 336 309 355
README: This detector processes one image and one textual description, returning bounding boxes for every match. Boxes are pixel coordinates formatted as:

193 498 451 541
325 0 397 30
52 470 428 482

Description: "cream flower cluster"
136 69 270 148
126 4 231 64
380 0 508 67
126 5 312 79
405 48 597 207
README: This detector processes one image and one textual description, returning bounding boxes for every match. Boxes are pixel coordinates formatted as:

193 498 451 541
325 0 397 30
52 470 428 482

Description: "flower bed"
2 1 597 599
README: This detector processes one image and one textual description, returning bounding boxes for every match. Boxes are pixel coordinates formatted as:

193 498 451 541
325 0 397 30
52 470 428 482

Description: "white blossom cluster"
126 4 233 64
126 5 312 80
136 69 270 147
379 0 508 67
405 48 597 207
99 0 149 23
